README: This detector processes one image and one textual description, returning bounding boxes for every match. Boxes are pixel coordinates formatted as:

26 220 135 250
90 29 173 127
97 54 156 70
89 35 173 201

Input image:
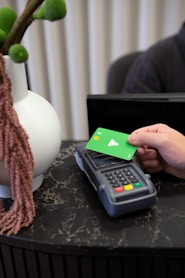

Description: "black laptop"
87 93 185 136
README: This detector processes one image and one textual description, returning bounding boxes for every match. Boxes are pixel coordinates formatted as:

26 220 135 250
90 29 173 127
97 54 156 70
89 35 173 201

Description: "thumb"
128 132 161 148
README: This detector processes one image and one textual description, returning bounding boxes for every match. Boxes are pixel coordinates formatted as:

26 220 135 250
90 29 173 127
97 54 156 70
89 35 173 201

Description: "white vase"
0 56 62 198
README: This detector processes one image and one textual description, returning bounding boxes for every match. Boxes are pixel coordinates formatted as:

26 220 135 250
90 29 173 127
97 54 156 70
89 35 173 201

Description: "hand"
127 124 185 179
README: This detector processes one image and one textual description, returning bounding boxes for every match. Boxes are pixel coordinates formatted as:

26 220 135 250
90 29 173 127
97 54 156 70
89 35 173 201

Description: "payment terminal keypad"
102 168 149 202
75 143 157 217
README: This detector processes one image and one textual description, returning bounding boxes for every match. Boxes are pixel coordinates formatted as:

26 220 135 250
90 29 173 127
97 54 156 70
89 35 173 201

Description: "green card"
86 127 137 160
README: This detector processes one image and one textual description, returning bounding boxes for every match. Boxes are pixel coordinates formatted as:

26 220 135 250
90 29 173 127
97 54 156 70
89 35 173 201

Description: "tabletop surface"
1 141 185 256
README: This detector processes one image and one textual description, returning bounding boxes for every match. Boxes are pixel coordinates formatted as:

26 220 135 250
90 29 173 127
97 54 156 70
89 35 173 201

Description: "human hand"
127 124 185 179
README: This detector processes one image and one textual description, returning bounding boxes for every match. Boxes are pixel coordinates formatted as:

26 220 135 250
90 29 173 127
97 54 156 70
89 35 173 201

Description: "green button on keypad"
134 182 143 188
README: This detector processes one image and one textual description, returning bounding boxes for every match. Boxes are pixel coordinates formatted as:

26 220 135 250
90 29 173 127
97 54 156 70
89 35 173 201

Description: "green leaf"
0 29 6 43
44 0 67 21
8 44 29 63
33 3 46 20
0 6 17 35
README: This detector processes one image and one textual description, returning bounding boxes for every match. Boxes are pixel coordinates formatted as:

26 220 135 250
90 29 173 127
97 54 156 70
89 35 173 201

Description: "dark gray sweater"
124 23 185 93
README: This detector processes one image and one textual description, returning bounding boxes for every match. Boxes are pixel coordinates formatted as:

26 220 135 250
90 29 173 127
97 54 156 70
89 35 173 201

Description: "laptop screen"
87 93 185 136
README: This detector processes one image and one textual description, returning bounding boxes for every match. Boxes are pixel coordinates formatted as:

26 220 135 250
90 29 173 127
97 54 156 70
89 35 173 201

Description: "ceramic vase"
0 56 62 198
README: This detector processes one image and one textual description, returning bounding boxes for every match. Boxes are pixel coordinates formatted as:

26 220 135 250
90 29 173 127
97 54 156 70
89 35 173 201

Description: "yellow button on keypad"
124 184 133 191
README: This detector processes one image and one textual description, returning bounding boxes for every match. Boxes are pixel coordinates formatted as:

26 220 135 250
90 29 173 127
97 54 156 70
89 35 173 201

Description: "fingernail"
131 133 136 143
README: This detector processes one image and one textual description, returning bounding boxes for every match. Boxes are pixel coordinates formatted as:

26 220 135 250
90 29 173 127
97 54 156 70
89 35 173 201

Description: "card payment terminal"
75 143 157 217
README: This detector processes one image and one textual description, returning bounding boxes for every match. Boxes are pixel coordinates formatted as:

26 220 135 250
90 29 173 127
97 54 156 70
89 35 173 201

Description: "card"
86 127 137 160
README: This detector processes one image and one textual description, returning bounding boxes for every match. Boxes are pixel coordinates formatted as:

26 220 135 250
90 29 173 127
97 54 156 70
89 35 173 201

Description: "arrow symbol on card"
108 139 119 147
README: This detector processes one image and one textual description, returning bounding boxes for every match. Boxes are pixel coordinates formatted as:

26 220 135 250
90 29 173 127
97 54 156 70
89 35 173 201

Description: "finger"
136 148 158 160
143 166 163 173
128 132 164 149
137 159 163 173
130 123 169 134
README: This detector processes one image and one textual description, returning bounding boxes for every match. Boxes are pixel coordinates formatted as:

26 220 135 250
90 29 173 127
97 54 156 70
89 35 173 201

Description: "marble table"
1 141 185 278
